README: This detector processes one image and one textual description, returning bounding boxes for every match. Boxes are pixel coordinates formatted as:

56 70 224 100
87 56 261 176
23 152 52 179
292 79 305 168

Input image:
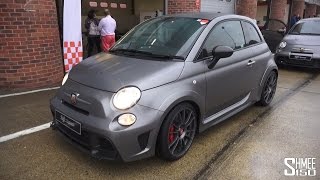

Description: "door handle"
247 60 256 66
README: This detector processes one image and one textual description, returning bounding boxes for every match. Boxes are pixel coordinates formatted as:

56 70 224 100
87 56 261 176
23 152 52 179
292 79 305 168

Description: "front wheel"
157 103 197 161
257 71 278 106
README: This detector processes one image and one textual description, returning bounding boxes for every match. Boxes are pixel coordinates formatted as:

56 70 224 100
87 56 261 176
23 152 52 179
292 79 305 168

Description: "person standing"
98 9 117 52
296 14 301 21
85 9 101 57
290 14 297 28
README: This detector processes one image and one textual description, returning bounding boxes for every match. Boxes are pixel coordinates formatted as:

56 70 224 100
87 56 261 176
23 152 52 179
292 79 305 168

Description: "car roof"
299 17 320 22
169 12 227 20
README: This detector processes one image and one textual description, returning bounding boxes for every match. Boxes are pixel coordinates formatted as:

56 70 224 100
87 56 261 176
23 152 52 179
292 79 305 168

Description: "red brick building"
0 0 64 92
0 0 319 92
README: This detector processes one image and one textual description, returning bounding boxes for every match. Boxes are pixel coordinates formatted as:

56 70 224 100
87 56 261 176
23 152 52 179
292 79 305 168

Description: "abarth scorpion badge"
70 93 80 105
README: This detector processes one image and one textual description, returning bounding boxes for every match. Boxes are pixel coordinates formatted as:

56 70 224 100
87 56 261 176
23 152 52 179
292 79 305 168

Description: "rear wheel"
257 71 277 106
157 103 197 161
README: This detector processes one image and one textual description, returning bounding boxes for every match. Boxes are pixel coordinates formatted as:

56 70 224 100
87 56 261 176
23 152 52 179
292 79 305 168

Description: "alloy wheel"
167 108 196 157
262 72 277 104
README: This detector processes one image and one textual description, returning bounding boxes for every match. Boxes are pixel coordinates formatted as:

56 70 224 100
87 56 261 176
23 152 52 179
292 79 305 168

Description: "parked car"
260 19 287 53
275 18 320 68
50 13 278 162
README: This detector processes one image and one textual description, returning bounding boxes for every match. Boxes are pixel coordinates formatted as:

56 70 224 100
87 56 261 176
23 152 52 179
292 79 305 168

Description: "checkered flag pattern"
63 41 83 72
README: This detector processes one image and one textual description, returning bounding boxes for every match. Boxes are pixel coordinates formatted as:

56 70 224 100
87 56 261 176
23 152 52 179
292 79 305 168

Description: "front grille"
291 48 313 54
55 121 118 159
56 121 92 149
62 100 89 116
276 56 315 66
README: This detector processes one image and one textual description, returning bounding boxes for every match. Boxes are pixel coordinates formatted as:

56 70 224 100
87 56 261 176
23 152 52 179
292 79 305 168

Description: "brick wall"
305 3 317 18
270 0 287 22
292 0 305 18
0 0 63 92
236 0 257 19
317 5 320 15
168 0 200 14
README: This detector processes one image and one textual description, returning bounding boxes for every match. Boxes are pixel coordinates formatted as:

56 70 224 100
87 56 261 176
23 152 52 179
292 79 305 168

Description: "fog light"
118 114 136 126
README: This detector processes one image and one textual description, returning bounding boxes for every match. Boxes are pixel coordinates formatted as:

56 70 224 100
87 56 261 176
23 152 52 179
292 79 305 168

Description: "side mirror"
208 46 234 69
277 28 286 36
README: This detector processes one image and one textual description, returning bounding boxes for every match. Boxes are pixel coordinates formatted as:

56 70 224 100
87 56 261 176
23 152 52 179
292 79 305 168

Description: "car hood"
284 35 320 46
69 53 184 92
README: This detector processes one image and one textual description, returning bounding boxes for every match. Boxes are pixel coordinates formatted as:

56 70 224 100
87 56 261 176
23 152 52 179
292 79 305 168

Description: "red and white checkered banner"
63 41 83 72
63 0 82 72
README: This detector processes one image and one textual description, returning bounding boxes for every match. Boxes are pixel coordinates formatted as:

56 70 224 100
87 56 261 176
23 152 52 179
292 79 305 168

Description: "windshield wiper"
299 33 320 35
150 54 185 60
109 48 153 55
110 48 185 60
289 32 300 35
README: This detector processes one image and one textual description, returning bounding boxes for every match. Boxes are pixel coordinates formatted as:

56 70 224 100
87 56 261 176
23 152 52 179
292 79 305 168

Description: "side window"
200 21 245 59
242 21 262 46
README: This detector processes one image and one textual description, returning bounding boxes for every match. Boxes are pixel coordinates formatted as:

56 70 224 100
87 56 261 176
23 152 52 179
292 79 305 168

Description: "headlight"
62 73 69 86
279 41 287 49
113 87 141 110
118 114 136 126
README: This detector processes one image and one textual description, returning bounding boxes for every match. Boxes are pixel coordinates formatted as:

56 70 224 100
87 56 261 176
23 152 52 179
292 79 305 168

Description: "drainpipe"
164 0 168 15
266 0 272 21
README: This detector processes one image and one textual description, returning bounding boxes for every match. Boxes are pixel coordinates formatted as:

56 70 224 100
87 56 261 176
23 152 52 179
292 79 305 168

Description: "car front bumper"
50 79 164 162
275 47 320 68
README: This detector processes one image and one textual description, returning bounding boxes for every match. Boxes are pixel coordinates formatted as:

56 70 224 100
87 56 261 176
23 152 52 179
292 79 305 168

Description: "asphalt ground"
0 68 318 180
198 71 320 180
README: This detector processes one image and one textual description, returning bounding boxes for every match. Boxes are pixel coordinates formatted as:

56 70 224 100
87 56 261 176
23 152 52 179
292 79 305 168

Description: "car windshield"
110 17 208 60
289 20 320 35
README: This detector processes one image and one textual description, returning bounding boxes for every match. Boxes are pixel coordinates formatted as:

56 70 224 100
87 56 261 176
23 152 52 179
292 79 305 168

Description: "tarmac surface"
0 68 319 180
198 71 320 180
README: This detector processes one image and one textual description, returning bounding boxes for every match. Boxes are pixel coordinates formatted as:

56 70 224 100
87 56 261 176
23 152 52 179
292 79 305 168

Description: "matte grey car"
275 18 320 68
50 13 278 162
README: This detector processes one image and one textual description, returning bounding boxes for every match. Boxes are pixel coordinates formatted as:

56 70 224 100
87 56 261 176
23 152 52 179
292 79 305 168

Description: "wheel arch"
259 60 278 88
155 97 203 155
159 97 203 133
258 65 278 101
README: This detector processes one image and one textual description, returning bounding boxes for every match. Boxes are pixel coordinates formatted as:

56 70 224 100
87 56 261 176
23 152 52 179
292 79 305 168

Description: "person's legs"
109 35 115 48
101 35 116 52
101 36 108 52
87 36 94 57
94 36 101 53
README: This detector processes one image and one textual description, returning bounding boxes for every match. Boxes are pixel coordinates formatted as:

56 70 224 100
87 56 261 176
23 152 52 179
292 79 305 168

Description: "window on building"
199 20 245 59
241 21 262 46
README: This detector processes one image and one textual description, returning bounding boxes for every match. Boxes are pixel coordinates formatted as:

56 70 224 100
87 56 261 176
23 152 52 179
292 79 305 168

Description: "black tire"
257 71 278 106
157 103 197 161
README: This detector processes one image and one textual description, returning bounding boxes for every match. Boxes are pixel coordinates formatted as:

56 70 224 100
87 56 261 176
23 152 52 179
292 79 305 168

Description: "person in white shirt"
98 9 117 52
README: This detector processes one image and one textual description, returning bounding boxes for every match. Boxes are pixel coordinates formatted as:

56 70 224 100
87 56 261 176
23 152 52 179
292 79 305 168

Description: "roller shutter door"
201 0 235 14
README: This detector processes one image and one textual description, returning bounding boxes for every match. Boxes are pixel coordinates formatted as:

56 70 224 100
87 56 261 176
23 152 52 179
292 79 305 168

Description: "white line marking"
0 87 60 99
0 123 51 143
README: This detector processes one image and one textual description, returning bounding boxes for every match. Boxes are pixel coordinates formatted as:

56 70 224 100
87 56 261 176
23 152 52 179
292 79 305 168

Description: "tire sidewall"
259 71 277 106
157 103 197 161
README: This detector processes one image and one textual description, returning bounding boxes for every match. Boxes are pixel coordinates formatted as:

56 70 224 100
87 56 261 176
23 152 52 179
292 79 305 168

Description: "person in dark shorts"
85 10 101 57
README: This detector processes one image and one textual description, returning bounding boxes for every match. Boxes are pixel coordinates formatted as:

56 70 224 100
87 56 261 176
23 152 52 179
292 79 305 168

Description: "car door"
261 19 287 52
241 20 269 89
199 20 254 123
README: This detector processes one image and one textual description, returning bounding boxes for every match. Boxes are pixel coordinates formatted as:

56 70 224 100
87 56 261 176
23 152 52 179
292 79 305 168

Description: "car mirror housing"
277 29 286 36
208 46 234 69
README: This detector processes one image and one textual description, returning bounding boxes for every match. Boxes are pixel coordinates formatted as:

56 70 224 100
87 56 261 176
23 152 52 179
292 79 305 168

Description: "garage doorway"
81 0 165 57
201 0 235 14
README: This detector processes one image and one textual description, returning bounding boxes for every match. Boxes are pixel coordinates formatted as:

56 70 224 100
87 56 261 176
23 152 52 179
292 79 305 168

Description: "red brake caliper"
169 125 175 144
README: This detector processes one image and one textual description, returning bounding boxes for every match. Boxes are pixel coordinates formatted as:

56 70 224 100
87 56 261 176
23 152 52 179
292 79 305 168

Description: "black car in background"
260 19 287 53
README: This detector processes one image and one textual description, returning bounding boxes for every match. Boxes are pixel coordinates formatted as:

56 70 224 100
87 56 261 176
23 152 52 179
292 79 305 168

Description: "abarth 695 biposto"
50 13 278 162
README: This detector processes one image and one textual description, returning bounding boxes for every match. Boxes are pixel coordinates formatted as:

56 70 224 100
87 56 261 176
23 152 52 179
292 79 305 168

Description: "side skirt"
199 93 253 133
203 93 251 124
